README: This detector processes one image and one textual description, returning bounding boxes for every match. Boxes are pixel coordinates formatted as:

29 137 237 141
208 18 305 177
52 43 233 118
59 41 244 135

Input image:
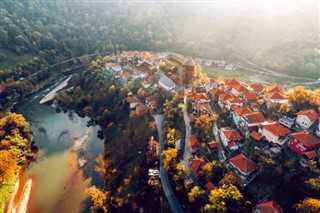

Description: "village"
103 50 320 212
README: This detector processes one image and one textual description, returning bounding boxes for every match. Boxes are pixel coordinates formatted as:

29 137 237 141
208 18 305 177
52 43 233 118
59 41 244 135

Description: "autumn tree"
173 163 189 183
188 186 204 203
137 88 146 98
305 177 320 191
0 150 17 183
203 184 252 213
95 155 112 180
295 198 320 213
194 114 216 141
86 185 110 213
162 148 178 172
166 128 175 146
288 86 311 108
309 89 320 108
219 171 238 186
108 85 115 95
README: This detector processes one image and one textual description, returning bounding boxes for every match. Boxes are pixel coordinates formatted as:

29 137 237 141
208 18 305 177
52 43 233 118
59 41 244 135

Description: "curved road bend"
153 114 183 213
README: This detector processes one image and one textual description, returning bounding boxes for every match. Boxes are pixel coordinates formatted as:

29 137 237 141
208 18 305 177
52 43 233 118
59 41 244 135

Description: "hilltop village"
100 50 320 212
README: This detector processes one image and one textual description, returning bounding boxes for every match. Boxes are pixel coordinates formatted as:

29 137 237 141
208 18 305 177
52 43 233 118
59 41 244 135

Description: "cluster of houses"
184 76 319 211
196 58 237 71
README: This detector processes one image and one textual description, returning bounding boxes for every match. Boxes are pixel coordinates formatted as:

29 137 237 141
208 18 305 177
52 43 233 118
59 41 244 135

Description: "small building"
264 92 287 108
136 104 148 115
111 63 122 73
0 85 5 93
218 93 235 109
220 128 243 148
231 106 252 126
189 135 201 153
207 141 219 153
127 96 138 109
228 153 258 182
204 60 213 67
258 123 291 146
295 108 319 130
208 88 224 103
239 112 265 134
244 92 258 104
254 200 284 213
225 64 236 71
266 85 285 94
289 130 320 155
279 115 295 129
142 80 151 89
250 131 263 142
230 84 249 97
149 101 159 109
159 76 176 91
248 83 265 94
122 71 132 82
193 102 213 117
226 97 244 110
190 157 207 177
204 181 215 195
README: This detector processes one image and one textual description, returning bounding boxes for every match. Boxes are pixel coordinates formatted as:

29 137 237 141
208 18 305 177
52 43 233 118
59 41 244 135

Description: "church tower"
184 57 195 85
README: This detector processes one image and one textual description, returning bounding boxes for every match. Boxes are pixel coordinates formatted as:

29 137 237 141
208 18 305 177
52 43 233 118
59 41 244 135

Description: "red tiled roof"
122 71 132 78
250 131 262 141
291 130 320 147
249 83 265 92
233 107 252 116
267 85 285 94
228 141 238 149
195 93 210 101
190 135 201 150
233 84 249 93
127 97 137 103
229 97 243 104
190 158 206 175
225 78 241 86
143 80 151 86
245 92 258 101
243 112 265 123
296 109 319 122
205 181 215 192
265 92 286 100
302 150 318 160
150 101 159 108
187 91 197 98
136 105 147 114
0 85 5 91
195 102 212 113
132 202 139 210
148 74 157 80
210 88 224 96
256 200 284 213
210 78 216 83
193 79 202 86
229 153 258 174
262 123 291 137
146 95 156 103
219 93 234 101
207 141 219 149
221 128 243 141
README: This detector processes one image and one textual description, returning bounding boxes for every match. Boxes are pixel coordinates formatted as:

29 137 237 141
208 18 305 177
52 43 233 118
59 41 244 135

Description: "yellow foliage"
194 114 214 135
162 148 178 171
86 185 109 213
305 177 320 191
188 186 204 203
296 198 320 213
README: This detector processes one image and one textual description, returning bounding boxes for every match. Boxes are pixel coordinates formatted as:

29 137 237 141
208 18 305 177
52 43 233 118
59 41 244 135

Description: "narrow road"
213 122 226 162
182 96 191 169
153 114 183 213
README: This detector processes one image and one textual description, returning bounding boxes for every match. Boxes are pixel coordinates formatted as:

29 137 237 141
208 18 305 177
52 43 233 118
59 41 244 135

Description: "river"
13 82 104 213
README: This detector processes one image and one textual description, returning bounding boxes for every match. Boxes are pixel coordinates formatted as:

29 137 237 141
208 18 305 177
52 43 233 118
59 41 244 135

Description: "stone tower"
184 57 196 85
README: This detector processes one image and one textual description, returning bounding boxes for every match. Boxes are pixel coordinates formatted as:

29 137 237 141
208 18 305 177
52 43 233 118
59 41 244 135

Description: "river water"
14 83 104 213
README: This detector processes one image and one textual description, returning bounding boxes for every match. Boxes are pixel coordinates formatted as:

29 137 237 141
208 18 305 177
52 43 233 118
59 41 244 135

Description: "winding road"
153 114 183 213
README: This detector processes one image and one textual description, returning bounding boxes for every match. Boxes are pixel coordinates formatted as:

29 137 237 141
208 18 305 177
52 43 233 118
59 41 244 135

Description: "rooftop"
229 153 258 174
296 109 319 122
291 130 320 147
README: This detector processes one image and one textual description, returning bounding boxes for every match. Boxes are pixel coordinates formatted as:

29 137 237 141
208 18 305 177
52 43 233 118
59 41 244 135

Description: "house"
218 93 235 109
193 79 206 93
159 76 176 91
0 85 5 93
142 80 151 89
190 135 201 153
254 200 284 213
149 101 159 109
231 106 252 126
289 130 320 155
244 92 258 104
226 97 244 110
238 112 265 134
111 63 122 73
279 115 296 128
122 71 132 82
224 78 241 91
127 97 139 109
145 95 156 106
136 104 148 115
204 60 213 67
228 153 258 182
220 128 243 148
205 181 215 195
230 84 249 97
266 85 285 94
207 141 219 153
264 92 287 108
193 102 213 117
295 109 319 130
225 64 236 71
148 74 157 82
208 88 224 102
217 60 226 67
132 71 143 80
258 123 291 146
205 78 218 92
190 158 207 177
227 141 239 151
250 131 263 141
248 83 265 94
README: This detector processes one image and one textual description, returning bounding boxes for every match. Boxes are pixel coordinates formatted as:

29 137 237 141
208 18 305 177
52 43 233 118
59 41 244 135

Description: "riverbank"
39 76 71 104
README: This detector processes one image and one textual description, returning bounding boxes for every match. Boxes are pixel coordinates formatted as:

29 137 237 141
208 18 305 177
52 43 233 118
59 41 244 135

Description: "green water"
15 84 104 213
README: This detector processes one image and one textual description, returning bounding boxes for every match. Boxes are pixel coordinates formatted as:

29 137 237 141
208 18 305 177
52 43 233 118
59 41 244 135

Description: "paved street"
182 96 192 169
153 114 183 213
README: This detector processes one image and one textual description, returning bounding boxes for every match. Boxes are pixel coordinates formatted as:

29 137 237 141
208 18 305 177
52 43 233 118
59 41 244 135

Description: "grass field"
0 49 33 70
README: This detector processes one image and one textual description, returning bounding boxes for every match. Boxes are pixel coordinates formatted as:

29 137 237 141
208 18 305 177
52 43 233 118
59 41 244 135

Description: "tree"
94 155 112 180
108 85 115 95
0 150 17 183
188 186 204 203
295 198 320 213
219 172 237 186
137 88 146 98
173 163 189 182
288 86 311 106
166 128 175 146
162 148 178 171
86 185 110 213
309 89 320 107
305 177 320 191
203 184 252 213
194 114 215 141
159 60 166 68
